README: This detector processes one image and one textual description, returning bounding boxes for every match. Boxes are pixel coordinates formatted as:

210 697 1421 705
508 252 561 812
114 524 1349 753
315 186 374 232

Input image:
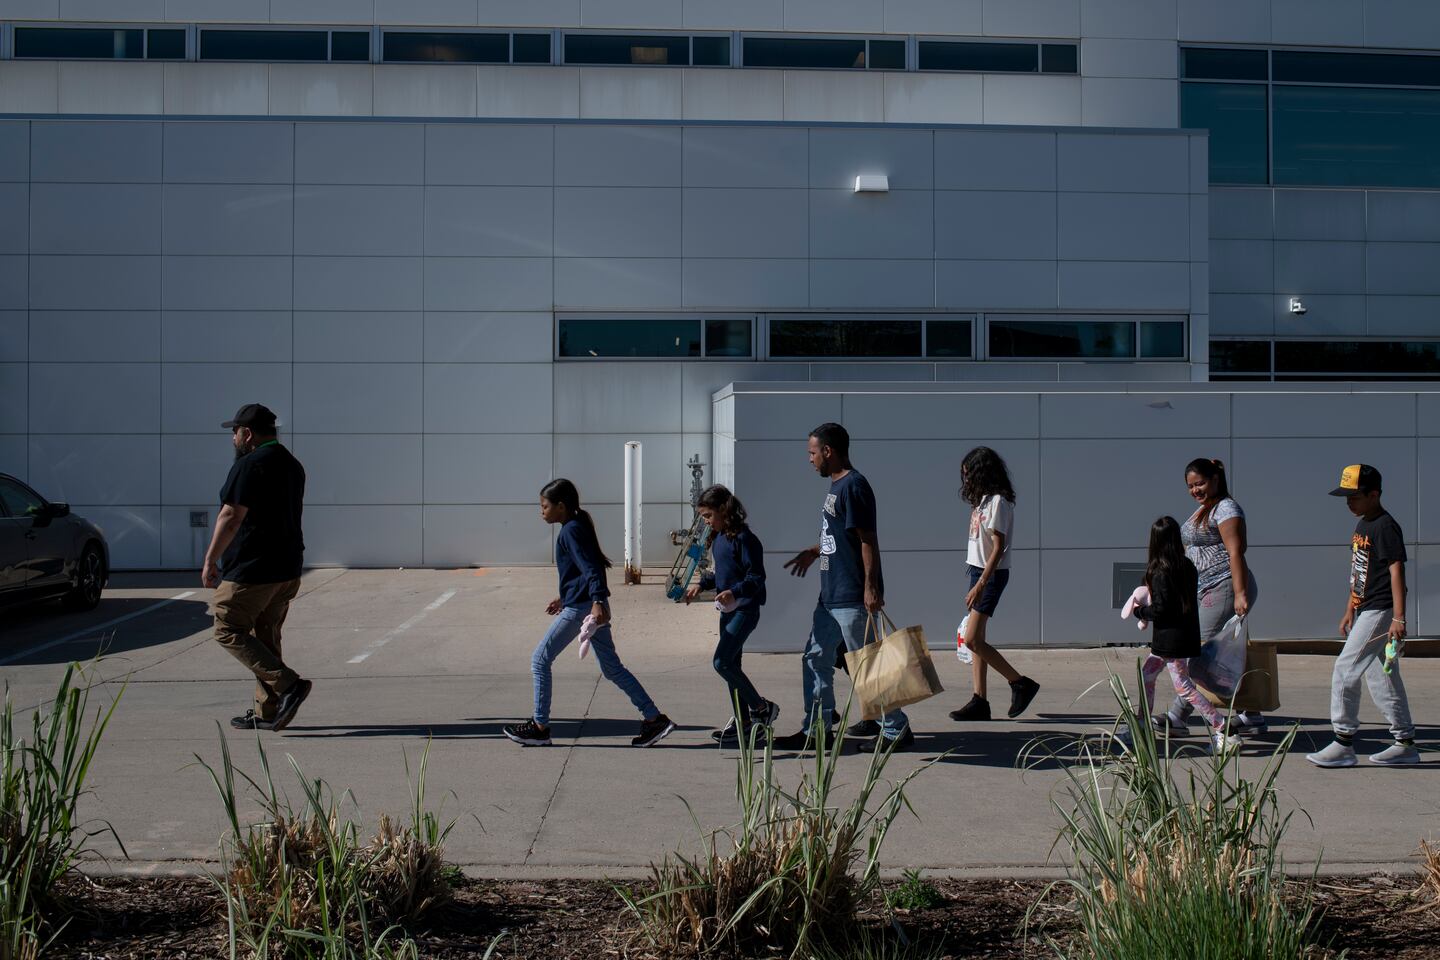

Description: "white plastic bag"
1192 614 1247 697
956 615 973 664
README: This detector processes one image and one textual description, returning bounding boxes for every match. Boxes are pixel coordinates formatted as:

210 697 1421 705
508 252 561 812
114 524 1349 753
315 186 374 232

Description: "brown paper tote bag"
843 611 944 721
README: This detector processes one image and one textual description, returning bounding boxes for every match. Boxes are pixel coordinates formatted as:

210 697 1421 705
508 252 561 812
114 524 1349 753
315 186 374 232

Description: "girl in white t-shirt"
950 447 1041 722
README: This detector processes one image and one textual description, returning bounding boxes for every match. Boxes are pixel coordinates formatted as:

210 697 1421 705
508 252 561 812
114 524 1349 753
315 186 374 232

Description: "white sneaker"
1369 743 1421 765
1306 741 1358 768
1210 728 1242 755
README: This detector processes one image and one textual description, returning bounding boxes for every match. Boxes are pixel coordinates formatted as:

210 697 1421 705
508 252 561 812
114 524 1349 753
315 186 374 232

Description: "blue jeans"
531 606 658 727
714 608 765 717
802 604 909 739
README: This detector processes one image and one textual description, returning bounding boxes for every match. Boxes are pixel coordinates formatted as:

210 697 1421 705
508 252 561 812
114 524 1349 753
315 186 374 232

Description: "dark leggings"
713 608 765 716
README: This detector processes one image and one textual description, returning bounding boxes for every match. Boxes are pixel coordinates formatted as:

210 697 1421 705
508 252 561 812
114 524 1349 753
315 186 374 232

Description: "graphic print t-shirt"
1181 498 1244 592
1350 510 1406 612
819 470 881 609
966 494 1014 570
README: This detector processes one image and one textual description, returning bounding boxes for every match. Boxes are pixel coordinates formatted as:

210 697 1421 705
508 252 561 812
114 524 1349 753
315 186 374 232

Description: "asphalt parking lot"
2 567 1437 878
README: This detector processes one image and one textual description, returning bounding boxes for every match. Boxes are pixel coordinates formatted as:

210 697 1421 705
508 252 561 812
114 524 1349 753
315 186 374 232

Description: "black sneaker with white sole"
633 713 677 747
230 709 274 731
749 700 781 728
503 719 552 746
268 679 312 732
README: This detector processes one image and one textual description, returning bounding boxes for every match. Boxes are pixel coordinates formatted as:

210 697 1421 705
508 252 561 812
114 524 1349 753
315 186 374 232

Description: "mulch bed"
44 873 1440 959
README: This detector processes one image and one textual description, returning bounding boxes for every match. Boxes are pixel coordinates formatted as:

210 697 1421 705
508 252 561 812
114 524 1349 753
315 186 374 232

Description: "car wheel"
63 544 104 612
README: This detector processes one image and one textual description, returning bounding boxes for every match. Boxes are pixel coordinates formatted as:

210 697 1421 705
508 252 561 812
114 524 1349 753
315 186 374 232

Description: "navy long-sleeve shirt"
556 518 610 608
700 526 767 608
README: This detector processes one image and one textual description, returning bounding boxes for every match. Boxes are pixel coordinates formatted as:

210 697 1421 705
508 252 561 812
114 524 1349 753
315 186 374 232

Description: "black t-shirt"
218 442 306 584
1350 510 1406 612
819 470 881 609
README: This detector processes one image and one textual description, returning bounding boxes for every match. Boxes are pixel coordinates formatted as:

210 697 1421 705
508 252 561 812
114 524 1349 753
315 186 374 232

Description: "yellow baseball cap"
1329 463 1382 496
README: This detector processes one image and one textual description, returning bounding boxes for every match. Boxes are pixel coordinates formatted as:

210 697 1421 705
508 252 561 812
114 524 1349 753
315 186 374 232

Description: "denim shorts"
966 564 1009 617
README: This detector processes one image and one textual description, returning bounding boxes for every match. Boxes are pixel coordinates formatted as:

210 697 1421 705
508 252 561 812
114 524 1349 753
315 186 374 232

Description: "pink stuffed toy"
1121 585 1150 630
577 613 601 658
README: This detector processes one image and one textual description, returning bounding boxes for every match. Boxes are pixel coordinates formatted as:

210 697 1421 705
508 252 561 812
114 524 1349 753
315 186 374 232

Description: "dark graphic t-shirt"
1350 510 1406 612
218 442 306 584
819 470 881 609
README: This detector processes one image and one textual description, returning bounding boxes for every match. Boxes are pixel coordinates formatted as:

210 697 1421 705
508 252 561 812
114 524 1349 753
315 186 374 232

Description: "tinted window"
15 27 144 59
925 320 973 358
566 33 690 65
1181 82 1268 184
513 33 552 64
147 29 186 59
988 320 1135 358
692 35 730 66
744 37 867 69
1141 321 1186 358
558 318 701 358
1274 50 1440 86
769 319 922 358
1209 339 1271 379
869 39 906 70
202 30 328 61
1182 47 1268 81
330 31 370 62
1274 85 1440 188
705 318 752 357
919 41 1036 72
0 479 43 518
383 31 509 63
1041 43 1078 74
1276 340 1440 376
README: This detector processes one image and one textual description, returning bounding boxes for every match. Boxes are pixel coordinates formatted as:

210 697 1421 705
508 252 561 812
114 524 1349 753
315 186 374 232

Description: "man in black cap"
202 403 312 731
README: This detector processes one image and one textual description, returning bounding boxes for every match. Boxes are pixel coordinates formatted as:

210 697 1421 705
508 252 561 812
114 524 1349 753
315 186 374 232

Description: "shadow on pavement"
0 596 212 666
284 718 712 743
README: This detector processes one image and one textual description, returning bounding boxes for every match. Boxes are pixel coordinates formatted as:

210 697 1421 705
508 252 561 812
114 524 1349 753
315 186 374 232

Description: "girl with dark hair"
684 484 779 744
1154 457 1266 735
1132 516 1240 755
503 479 675 748
950 447 1041 722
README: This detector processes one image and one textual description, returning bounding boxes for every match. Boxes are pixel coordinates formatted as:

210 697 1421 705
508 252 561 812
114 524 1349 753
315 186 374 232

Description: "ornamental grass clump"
0 663 124 960
620 708 931 959
1023 669 1330 960
196 730 459 959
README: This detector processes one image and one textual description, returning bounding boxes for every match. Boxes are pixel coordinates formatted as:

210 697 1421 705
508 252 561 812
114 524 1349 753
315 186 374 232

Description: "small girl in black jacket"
684 485 778 744
1134 516 1239 754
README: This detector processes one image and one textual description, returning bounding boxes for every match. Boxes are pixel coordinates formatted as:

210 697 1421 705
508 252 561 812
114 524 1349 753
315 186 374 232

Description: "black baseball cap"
1329 463 1382 496
222 403 278 430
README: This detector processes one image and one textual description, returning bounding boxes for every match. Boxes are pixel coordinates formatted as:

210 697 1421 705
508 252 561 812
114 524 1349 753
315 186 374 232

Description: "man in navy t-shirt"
773 422 913 752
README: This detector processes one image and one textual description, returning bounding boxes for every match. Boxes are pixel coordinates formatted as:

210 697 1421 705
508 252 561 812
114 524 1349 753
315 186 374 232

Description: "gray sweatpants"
1332 607 1413 741
1170 572 1258 718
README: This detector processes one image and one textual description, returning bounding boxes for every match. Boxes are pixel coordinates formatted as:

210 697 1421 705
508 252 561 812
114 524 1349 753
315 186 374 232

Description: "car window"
0 479 44 518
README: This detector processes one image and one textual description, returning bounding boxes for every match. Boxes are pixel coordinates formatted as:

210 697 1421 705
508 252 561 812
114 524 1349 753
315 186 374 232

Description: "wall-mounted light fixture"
1288 297 1307 315
853 174 889 193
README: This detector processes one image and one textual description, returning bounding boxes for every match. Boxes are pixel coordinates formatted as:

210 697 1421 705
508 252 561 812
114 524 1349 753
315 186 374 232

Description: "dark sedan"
0 473 109 612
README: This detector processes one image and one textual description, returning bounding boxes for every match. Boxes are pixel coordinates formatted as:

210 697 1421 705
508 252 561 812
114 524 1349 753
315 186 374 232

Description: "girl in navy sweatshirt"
683 484 777 744
504 479 675 748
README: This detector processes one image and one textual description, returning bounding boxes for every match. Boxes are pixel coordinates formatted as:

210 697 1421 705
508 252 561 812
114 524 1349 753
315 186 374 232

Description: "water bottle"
956 616 973 664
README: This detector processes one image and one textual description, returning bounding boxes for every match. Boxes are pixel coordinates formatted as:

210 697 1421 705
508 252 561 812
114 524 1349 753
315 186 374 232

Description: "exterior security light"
853 174 889 193
1288 297 1307 315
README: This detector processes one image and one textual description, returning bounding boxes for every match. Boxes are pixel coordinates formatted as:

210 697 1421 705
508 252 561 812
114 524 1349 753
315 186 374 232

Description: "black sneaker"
1007 677 1040 718
711 716 745 744
749 700 781 728
771 729 833 751
858 726 915 754
949 694 991 721
1151 712 1189 735
847 718 881 738
268 679 312 732
503 719 552 746
633 713 677 747
230 709 274 731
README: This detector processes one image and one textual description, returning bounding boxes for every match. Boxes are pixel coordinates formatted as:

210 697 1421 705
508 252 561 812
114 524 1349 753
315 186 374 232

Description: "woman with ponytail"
1153 458 1265 736
503 479 675 748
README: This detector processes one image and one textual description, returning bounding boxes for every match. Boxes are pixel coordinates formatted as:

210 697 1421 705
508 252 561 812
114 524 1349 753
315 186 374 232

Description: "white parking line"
0 591 198 667
347 588 458 664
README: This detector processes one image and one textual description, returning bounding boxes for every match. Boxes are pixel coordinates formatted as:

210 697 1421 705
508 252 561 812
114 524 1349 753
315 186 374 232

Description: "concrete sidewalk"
1 567 1437 879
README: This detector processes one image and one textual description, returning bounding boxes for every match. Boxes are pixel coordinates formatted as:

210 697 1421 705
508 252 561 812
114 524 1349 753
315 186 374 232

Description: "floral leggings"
1142 654 1223 729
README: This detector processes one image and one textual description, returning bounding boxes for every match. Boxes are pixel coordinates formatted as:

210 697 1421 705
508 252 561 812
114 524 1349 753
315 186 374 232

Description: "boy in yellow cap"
1306 464 1419 767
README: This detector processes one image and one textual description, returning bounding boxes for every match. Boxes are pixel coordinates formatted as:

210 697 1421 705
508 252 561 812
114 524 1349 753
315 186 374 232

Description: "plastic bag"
1192 614 1247 697
956 615 973 664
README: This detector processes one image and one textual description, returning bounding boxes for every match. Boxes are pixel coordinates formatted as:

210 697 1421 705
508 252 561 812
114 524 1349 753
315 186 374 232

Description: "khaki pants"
212 578 302 721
